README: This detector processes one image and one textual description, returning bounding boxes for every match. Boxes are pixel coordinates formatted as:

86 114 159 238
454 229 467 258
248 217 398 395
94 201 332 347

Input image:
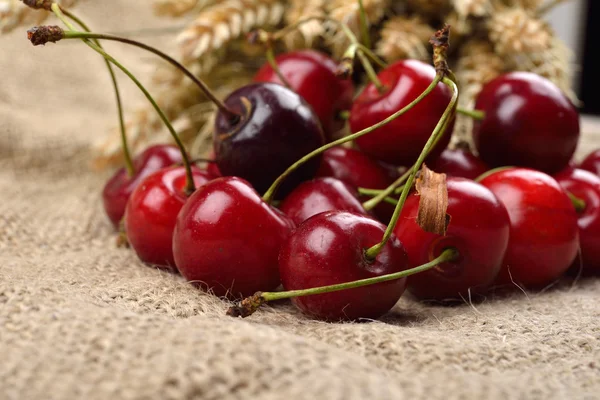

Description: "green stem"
357 50 384 91
567 191 586 213
51 4 196 195
262 74 443 203
363 170 409 211
265 47 292 90
456 107 485 120
357 0 371 48
474 166 515 182
61 9 133 177
364 77 458 260
356 43 388 69
263 248 458 302
357 188 399 206
61 31 240 123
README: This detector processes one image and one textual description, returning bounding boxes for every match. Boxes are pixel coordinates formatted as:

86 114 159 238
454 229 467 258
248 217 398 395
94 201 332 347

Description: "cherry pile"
25 6 598 322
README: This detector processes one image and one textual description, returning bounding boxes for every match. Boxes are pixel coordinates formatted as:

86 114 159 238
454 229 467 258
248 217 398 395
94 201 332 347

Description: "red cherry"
316 146 395 222
554 168 600 275
279 177 369 225
102 144 182 228
394 177 510 300
124 166 211 269
479 168 579 288
173 177 295 298
279 211 408 321
473 72 580 174
253 50 354 141
205 150 222 179
350 59 455 166
428 148 489 180
579 149 600 176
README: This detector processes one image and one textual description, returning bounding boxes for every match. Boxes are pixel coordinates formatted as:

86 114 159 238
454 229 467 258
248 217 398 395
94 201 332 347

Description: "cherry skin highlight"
213 82 325 196
479 168 579 289
554 167 600 275
173 177 295 299
253 50 354 141
279 177 369 226
473 72 580 174
579 149 600 177
102 144 182 228
350 59 455 166
278 211 408 321
394 177 510 300
428 148 489 180
316 146 395 222
124 166 211 270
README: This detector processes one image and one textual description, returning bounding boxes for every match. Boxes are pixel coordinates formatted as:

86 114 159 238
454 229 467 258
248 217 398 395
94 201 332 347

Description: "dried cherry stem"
262 74 443 203
364 76 458 260
456 107 485 120
227 247 459 318
48 5 196 195
54 31 240 124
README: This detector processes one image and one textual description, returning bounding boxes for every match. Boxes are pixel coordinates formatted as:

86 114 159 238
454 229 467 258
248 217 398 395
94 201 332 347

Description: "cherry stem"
265 46 292 90
357 188 399 206
51 5 196 195
227 248 459 318
60 9 133 177
567 191 586 213
456 107 485 120
364 77 458 261
357 0 371 49
262 74 443 203
474 166 515 182
60 32 241 124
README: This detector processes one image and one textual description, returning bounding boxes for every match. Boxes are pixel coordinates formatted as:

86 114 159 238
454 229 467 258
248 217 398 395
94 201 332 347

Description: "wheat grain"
375 15 434 62
283 0 326 49
153 0 216 18
488 7 551 55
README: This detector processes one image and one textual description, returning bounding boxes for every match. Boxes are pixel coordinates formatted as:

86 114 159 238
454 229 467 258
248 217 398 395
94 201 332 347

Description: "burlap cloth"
1 2 599 399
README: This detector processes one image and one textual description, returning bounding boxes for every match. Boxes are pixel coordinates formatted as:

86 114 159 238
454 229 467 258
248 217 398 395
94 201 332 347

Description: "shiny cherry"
428 148 489 180
214 82 325 196
279 177 369 225
173 177 295 299
473 72 580 174
102 144 182 228
279 211 408 321
254 50 354 141
350 59 455 166
480 168 579 288
394 177 510 300
578 149 600 177
124 166 211 269
316 146 395 222
555 168 600 275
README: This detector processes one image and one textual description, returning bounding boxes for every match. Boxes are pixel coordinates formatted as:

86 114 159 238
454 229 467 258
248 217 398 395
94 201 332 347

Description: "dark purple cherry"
173 177 295 299
279 177 369 225
124 166 211 270
473 72 580 174
213 82 325 197
428 148 489 180
102 144 182 228
279 211 408 321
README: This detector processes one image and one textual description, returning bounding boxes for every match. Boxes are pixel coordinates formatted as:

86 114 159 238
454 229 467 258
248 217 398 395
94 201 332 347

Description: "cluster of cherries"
28 7 598 321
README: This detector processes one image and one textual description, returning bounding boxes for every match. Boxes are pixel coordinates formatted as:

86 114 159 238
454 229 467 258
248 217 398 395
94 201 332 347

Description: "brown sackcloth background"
1 2 599 399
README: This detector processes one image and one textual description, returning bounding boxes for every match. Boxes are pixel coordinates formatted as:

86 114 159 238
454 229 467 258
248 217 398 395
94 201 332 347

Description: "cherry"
173 177 295 298
394 177 510 300
102 144 182 228
316 146 395 222
278 211 408 321
350 59 455 166
428 148 489 180
279 177 369 225
472 72 580 174
253 50 354 141
124 166 211 269
479 168 579 288
554 168 600 275
578 149 600 177
214 82 326 196
204 150 222 179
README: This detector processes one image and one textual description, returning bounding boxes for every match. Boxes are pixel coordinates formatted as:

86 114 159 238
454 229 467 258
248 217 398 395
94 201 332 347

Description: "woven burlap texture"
1 2 599 399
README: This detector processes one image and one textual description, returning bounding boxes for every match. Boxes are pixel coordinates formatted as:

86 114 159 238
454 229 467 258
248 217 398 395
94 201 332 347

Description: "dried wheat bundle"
376 15 434 62
153 0 215 17
487 6 551 55
0 0 78 33
282 0 326 49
